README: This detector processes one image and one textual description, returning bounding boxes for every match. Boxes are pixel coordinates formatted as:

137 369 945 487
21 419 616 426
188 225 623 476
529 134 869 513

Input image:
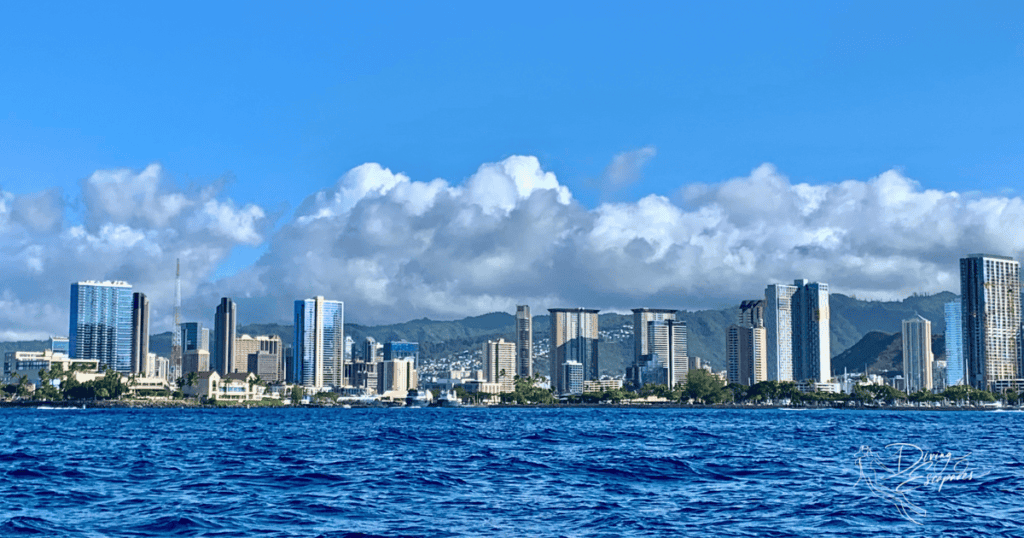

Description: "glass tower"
294 297 344 389
70 281 133 373
945 300 964 386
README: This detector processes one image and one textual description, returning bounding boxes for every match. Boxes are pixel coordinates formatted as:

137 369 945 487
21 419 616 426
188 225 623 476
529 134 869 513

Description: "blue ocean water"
1 407 1022 537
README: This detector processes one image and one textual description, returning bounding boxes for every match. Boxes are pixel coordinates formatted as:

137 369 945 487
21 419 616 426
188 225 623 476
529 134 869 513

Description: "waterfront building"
902 315 933 393
792 280 830 383
628 308 679 388
945 300 964 386
483 338 516 393
131 292 149 375
516 305 532 378
3 350 98 386
727 300 767 387
213 298 237 375
961 254 1021 390
294 296 344 389
764 280 831 383
184 371 262 401
377 358 417 396
70 280 133 373
549 308 600 395
727 327 767 387
563 360 584 396
583 378 624 392
764 283 797 382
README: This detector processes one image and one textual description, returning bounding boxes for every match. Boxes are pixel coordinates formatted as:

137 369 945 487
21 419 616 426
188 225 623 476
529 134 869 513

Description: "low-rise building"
583 378 624 392
184 371 263 401
3 350 99 386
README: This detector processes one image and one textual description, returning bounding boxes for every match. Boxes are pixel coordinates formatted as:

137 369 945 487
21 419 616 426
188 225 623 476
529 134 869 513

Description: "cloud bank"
3 155 1023 340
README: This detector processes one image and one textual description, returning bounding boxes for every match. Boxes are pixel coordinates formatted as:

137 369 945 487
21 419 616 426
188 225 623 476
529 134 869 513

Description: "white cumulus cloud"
6 156 1024 340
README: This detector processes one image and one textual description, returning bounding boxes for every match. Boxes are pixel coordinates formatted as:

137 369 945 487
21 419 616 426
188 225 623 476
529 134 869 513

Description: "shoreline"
0 399 1014 411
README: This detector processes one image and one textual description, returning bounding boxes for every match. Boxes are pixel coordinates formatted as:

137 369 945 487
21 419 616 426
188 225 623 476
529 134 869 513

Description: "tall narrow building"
792 280 830 383
944 300 964 387
131 292 150 375
902 315 933 393
727 300 767 387
549 308 600 395
515 305 532 378
764 283 797 382
70 281 133 373
213 298 237 375
293 296 344 389
961 254 1021 390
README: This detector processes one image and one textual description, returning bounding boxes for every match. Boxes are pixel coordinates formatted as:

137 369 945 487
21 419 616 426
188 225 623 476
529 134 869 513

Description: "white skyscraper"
902 315 933 393
764 283 797 382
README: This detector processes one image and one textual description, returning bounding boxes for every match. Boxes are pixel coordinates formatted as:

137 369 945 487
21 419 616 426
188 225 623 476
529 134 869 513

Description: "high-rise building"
764 283 797 382
727 300 767 387
515 305 532 378
181 322 209 352
549 308 599 395
792 280 830 383
236 334 284 383
483 338 516 393
182 349 210 376
130 292 150 375
902 315 933 393
961 254 1021 390
363 337 382 363
213 298 237 375
764 280 831 384
944 300 963 387
628 308 677 389
377 358 417 395
293 297 344 389
70 281 133 372
647 319 688 388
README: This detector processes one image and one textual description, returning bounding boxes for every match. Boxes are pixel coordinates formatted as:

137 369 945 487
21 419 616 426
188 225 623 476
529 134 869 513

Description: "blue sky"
2 2 1024 336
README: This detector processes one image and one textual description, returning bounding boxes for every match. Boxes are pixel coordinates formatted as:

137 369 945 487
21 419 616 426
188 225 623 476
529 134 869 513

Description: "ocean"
1 407 1021 537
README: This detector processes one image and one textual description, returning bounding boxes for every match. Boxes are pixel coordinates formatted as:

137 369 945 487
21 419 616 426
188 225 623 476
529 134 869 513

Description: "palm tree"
186 372 199 398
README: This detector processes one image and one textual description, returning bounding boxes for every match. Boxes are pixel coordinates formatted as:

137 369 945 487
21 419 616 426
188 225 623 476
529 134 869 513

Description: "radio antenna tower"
171 258 182 382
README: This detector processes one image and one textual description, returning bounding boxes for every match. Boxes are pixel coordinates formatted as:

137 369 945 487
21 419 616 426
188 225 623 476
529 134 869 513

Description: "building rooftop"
965 253 1017 261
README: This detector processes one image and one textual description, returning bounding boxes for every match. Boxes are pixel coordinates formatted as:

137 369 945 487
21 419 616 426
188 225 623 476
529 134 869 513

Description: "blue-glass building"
384 341 419 369
294 297 344 388
945 299 964 386
181 322 209 352
49 336 69 355
69 281 133 373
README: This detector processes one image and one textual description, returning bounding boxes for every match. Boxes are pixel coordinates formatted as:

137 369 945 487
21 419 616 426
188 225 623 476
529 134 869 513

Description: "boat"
436 389 463 407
